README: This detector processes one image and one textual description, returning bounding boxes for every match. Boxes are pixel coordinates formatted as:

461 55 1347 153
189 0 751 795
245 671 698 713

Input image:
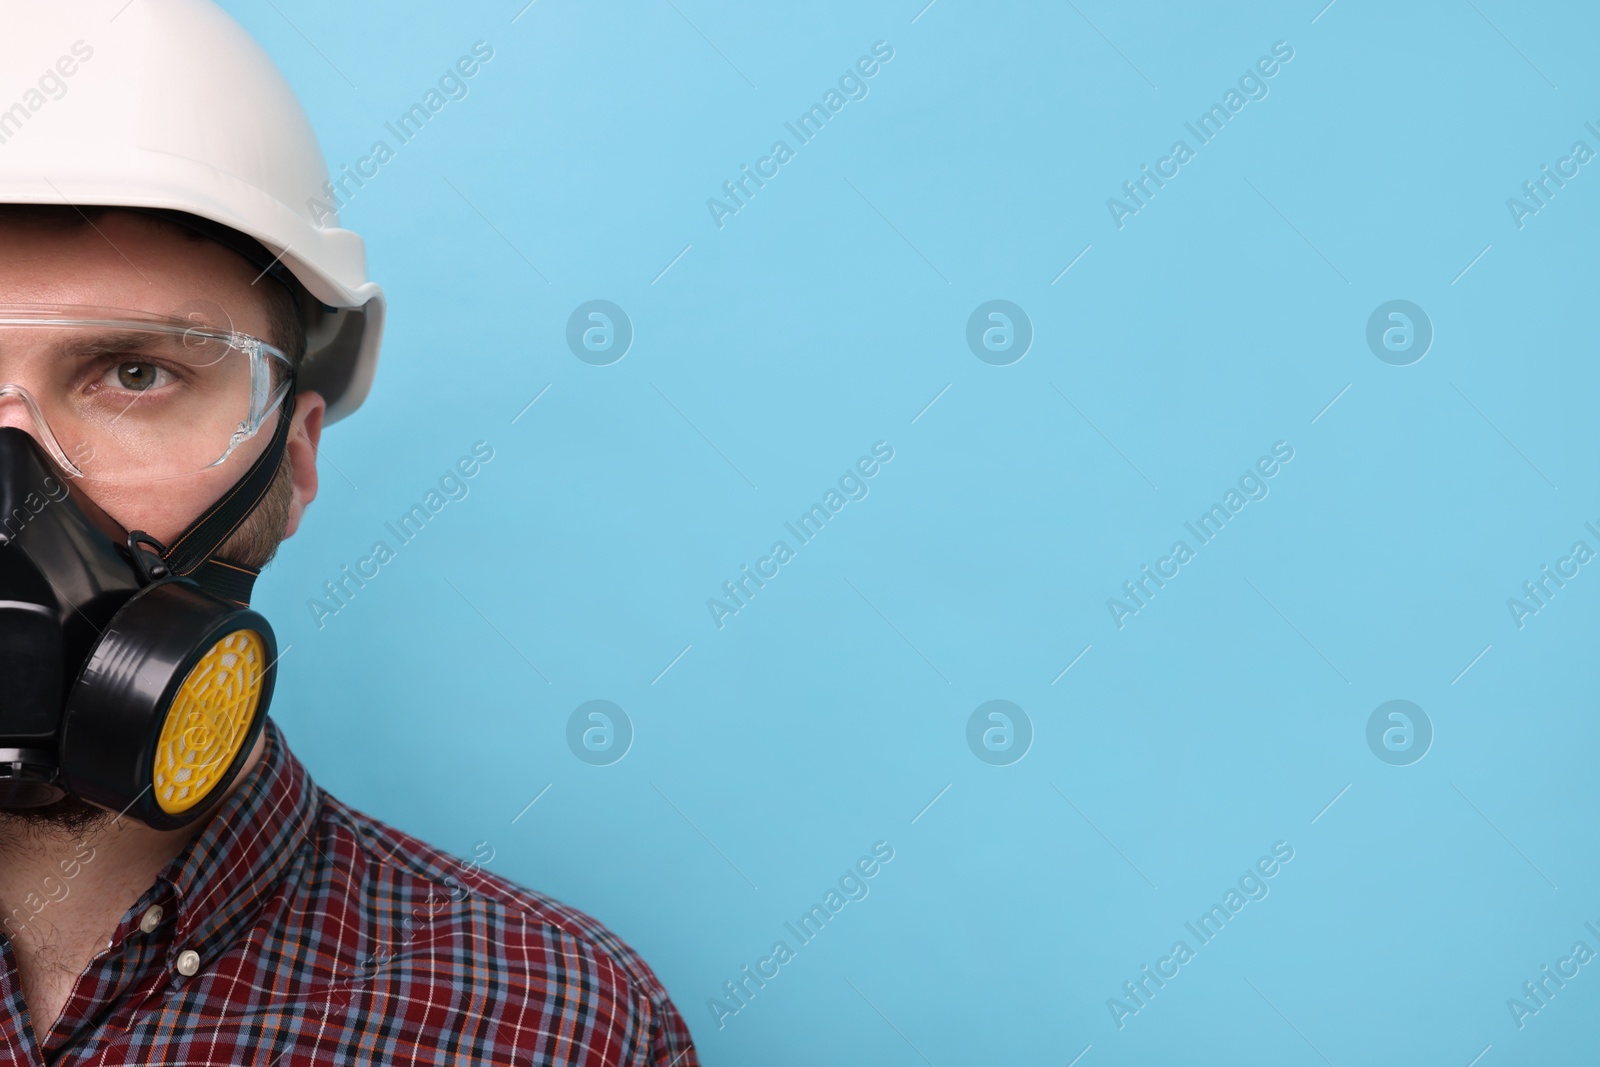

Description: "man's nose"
0 388 38 426
0 388 56 454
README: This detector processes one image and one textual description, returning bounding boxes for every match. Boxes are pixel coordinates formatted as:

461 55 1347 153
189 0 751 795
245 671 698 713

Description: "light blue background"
222 0 1600 1062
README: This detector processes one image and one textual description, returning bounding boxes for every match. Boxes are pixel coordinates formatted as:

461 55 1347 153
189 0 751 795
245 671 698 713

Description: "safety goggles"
0 304 293 483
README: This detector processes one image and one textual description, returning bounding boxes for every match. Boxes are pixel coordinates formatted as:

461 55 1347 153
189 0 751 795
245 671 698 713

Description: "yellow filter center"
152 629 266 815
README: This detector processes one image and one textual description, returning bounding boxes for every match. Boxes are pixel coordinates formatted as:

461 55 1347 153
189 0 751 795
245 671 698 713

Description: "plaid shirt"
0 718 699 1066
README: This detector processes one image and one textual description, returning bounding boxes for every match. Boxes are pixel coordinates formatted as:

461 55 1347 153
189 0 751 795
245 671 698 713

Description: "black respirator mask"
0 398 292 830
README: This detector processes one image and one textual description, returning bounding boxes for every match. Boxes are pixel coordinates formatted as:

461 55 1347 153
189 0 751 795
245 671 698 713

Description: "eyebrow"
49 329 229 367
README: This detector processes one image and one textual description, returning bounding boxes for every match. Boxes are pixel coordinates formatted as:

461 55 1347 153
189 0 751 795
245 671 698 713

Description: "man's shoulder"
309 789 663 990
278 787 696 1062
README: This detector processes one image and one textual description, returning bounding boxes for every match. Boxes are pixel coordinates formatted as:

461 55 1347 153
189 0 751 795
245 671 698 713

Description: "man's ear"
282 390 326 540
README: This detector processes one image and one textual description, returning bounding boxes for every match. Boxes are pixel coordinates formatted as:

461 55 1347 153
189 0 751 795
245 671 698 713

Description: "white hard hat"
0 0 383 423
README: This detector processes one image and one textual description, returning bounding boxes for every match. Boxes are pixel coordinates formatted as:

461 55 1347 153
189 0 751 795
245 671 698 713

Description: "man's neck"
0 730 266 1039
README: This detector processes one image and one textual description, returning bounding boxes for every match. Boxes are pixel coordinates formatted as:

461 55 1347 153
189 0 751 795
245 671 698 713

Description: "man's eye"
108 361 168 391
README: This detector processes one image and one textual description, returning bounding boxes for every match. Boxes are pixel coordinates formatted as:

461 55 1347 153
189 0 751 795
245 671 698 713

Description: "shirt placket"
36 882 177 1066
0 931 44 1067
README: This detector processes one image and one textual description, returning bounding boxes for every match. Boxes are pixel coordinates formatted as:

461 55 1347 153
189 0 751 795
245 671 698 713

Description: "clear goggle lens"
0 304 291 483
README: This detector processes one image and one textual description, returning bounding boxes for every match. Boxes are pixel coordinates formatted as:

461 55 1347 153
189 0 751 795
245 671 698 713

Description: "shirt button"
176 950 200 977
139 905 165 934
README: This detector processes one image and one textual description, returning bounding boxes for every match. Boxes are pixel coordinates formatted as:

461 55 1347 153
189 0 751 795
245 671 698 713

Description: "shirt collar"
157 717 318 962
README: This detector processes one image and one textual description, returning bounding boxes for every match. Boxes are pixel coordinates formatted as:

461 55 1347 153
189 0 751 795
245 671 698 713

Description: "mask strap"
155 381 297 604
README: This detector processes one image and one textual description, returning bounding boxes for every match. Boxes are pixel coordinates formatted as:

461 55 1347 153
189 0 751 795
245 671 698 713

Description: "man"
0 3 698 1064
